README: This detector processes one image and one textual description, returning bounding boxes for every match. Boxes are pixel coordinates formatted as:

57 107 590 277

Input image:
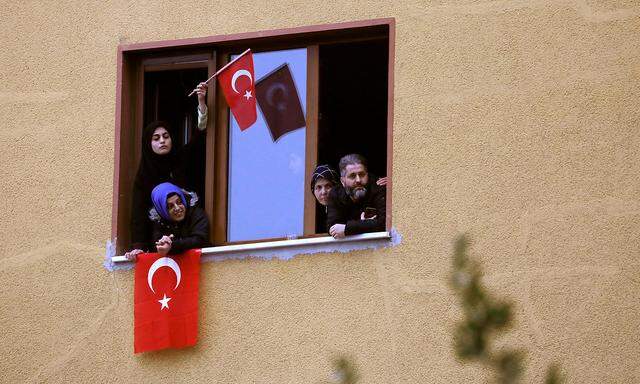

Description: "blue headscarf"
151 182 187 221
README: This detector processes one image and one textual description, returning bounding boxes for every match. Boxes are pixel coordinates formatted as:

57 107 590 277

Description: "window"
112 19 395 254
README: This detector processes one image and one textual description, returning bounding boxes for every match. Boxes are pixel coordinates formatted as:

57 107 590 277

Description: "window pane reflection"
227 48 307 242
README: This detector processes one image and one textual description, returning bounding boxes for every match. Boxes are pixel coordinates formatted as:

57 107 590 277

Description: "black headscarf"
310 164 339 191
134 121 176 192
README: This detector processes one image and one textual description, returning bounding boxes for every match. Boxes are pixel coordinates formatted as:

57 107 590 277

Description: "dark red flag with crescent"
134 249 201 353
255 63 306 142
218 51 257 130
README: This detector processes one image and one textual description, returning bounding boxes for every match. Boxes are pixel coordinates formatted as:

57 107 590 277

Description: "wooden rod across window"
384 19 395 231
303 45 319 235
212 53 231 245
204 52 217 245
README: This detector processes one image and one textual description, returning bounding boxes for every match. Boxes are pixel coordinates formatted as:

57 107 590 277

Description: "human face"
313 178 334 206
166 194 186 222
151 127 172 155
341 163 369 202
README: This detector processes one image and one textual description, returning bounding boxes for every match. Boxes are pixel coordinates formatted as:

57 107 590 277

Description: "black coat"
326 179 386 235
130 123 205 251
151 205 211 255
315 205 328 234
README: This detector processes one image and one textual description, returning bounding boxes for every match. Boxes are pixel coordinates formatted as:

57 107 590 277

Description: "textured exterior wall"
1 1 639 383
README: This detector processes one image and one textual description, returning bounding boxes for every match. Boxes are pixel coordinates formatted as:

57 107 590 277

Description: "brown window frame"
112 18 395 254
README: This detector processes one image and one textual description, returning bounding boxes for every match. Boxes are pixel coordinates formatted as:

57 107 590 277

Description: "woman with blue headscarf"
148 182 210 256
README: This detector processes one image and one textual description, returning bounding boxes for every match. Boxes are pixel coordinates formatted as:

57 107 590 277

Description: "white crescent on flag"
231 69 253 94
147 257 181 294
266 82 288 111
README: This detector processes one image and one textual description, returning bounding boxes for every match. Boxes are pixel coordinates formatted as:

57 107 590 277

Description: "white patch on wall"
288 153 303 174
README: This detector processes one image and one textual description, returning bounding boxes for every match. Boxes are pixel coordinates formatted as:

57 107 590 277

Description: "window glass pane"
227 48 307 242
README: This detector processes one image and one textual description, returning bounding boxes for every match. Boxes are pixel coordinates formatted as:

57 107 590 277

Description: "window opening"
113 20 394 254
315 39 389 233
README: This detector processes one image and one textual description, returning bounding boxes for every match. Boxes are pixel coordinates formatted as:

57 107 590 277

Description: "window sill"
110 231 393 264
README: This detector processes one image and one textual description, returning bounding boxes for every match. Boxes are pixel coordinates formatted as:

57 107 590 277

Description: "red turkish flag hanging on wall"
218 50 257 130
134 249 201 353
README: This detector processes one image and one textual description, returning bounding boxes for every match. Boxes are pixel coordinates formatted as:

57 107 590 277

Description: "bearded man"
326 154 386 239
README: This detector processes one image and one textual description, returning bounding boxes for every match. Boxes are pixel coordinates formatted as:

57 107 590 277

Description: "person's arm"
150 220 175 256
169 208 210 254
344 187 386 235
197 106 208 131
155 235 173 256
196 82 208 131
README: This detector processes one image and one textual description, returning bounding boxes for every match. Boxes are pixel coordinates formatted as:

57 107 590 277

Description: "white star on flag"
243 90 253 100
158 294 171 310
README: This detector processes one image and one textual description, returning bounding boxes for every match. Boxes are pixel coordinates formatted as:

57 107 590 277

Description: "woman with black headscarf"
310 164 340 233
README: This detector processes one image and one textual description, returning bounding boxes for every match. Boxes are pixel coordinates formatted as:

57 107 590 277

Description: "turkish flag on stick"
218 50 257 130
134 249 201 353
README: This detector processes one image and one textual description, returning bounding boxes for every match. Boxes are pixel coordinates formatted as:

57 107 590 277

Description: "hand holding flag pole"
187 48 252 97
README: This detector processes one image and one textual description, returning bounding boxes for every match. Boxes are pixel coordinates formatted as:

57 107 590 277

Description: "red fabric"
134 249 201 353
218 51 257 130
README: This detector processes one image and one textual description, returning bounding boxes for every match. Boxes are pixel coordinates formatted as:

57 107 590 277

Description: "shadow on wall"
323 235 566 384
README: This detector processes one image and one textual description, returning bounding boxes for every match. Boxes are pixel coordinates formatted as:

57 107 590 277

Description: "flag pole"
187 48 252 97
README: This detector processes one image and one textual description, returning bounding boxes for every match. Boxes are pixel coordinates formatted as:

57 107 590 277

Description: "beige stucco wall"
1 1 639 383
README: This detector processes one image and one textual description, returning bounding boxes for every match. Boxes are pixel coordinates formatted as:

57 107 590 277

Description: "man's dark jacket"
326 180 386 235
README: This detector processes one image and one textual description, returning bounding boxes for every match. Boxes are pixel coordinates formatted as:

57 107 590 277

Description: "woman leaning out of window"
126 182 210 260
